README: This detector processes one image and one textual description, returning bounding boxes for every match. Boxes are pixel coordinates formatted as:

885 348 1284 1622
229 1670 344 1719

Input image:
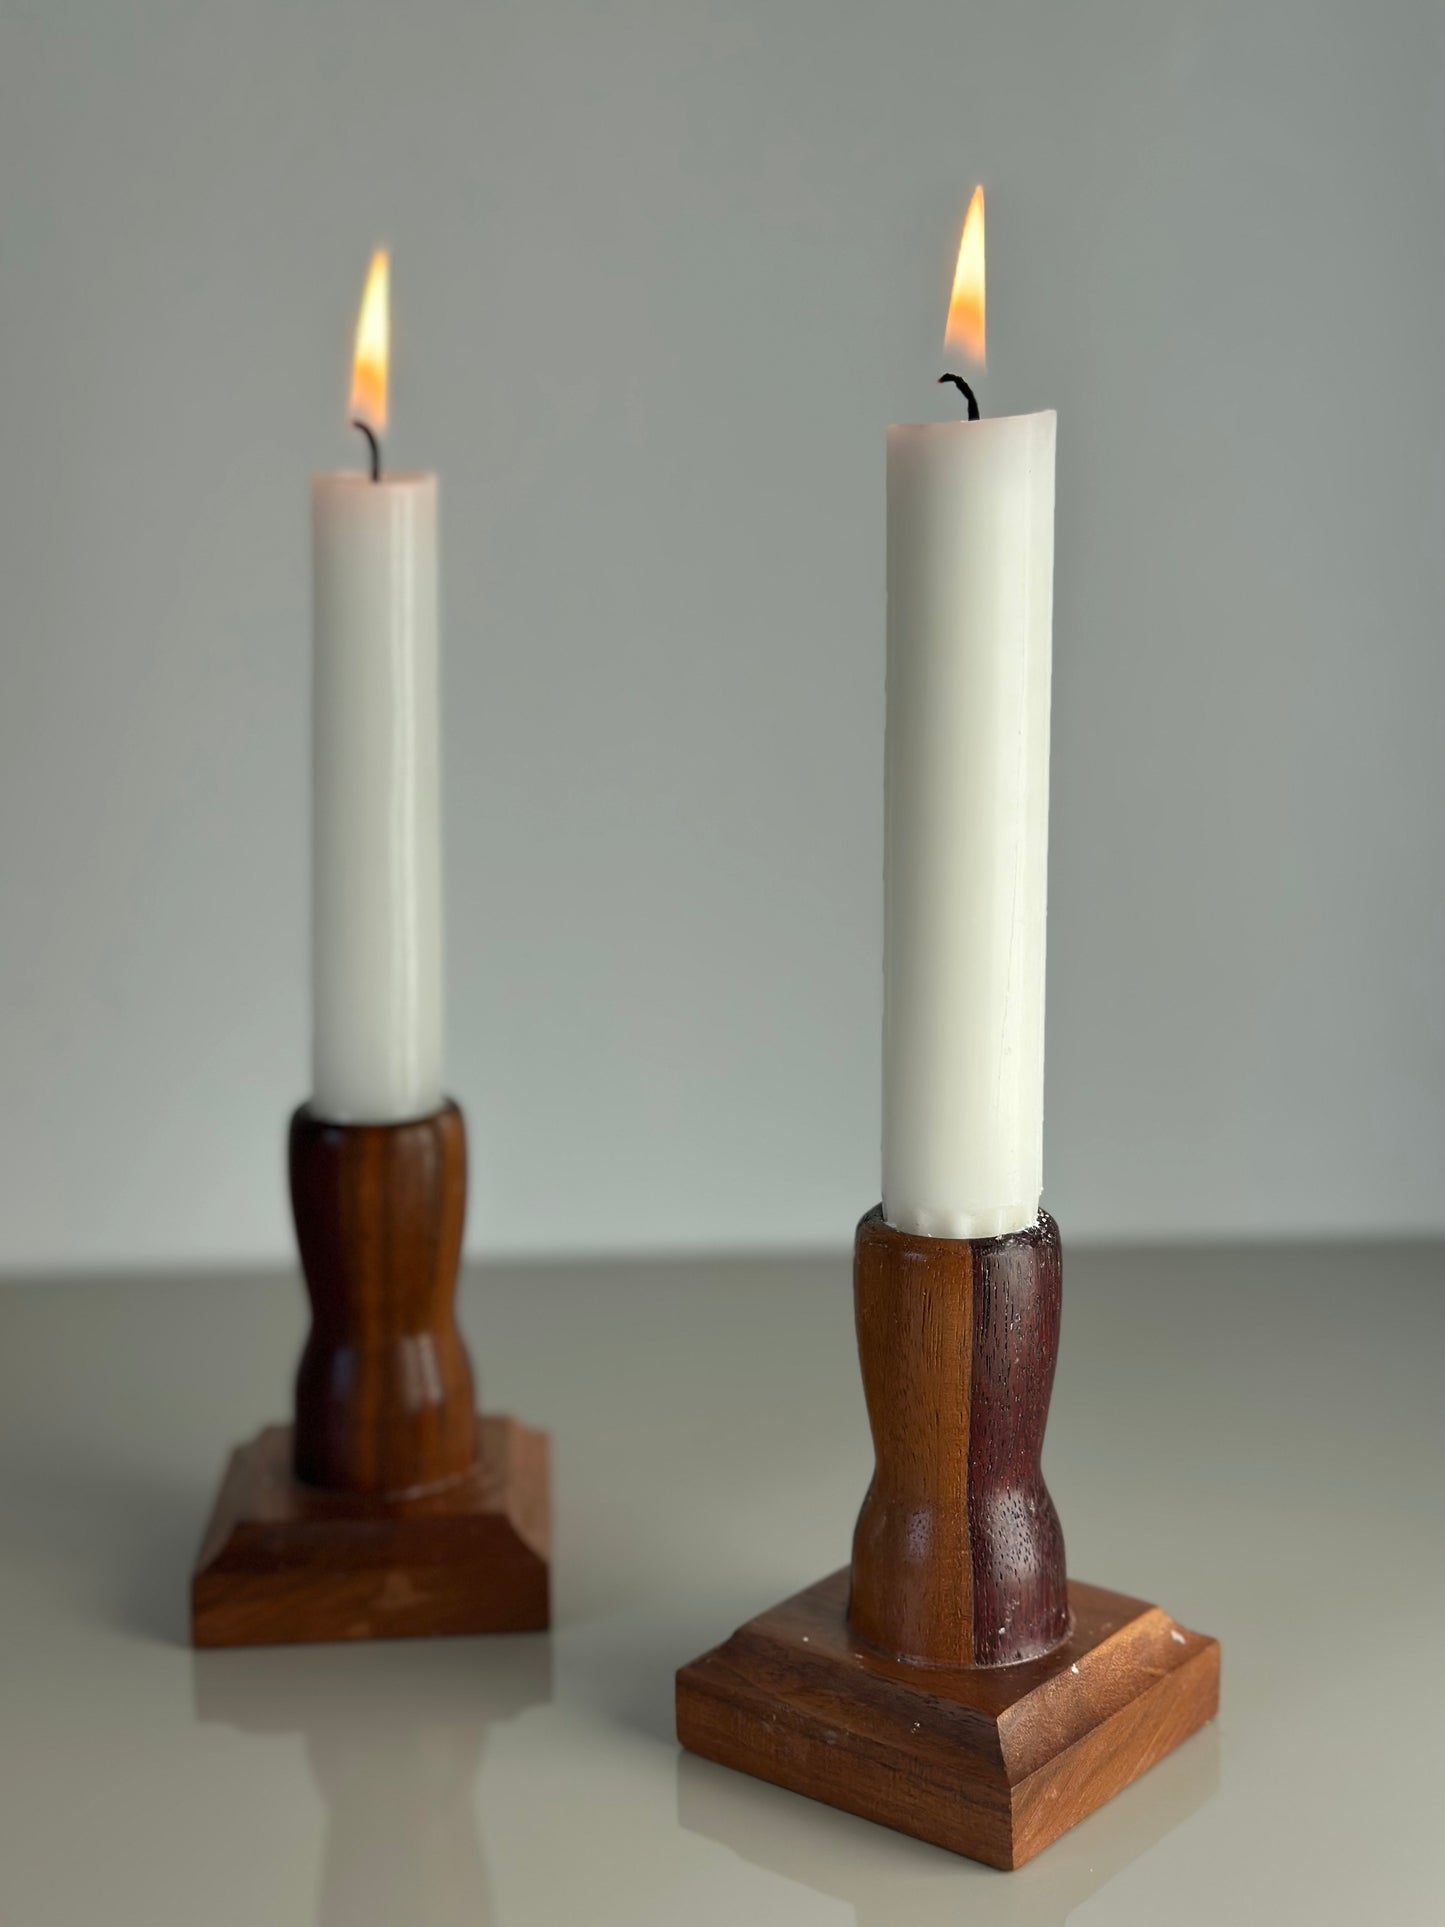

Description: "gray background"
1 0 1440 1270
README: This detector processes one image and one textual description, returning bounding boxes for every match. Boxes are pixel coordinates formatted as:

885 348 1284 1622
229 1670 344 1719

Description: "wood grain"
677 1568 1220 1870
290 1100 476 1497
849 1208 1068 1667
193 1099 552 1646
191 1415 550 1647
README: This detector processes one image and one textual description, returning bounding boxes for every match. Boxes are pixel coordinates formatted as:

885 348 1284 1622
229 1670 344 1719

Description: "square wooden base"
676 1569 1219 1870
191 1415 550 1648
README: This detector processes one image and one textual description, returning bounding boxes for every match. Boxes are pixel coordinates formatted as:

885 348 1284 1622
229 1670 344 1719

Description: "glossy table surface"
1 1239 1441 1925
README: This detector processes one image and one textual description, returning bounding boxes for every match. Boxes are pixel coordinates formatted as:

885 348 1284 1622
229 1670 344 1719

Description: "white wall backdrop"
1 0 1441 1269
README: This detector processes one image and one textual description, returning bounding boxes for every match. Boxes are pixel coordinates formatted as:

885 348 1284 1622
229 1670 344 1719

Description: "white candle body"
882 412 1056 1239
310 473 442 1122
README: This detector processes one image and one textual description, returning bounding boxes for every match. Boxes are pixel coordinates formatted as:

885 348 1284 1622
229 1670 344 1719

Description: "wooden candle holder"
677 1209 1219 1869
191 1100 550 1647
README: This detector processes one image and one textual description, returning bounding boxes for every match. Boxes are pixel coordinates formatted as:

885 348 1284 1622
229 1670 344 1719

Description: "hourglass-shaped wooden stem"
290 1101 477 1497
848 1208 1069 1668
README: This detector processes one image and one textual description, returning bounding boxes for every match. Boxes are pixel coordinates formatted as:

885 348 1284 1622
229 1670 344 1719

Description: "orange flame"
349 249 389 434
944 188 986 368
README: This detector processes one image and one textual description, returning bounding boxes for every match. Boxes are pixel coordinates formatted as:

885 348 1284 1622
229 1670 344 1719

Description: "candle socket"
190 1100 550 1647
676 1207 1219 1870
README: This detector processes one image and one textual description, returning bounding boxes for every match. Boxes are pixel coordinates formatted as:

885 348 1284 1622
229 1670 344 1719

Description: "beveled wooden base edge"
191 1414 551 1648
676 1568 1219 1870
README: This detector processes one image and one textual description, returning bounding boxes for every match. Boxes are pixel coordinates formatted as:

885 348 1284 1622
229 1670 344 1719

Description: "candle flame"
944 188 986 368
349 249 389 434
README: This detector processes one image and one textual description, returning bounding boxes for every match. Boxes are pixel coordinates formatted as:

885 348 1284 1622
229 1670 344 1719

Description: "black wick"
937 373 980 421
351 420 382 483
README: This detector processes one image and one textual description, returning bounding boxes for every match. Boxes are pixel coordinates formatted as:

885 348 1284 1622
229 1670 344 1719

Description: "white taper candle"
310 471 442 1122
882 411 1056 1239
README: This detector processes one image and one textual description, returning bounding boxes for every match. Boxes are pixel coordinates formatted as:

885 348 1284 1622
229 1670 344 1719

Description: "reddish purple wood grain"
966 1213 1068 1664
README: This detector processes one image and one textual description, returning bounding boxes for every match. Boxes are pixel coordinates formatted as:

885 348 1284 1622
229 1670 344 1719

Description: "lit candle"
310 250 443 1122
882 189 1057 1239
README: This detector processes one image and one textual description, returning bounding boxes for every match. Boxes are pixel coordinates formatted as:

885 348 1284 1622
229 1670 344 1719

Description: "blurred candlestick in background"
310 250 443 1122
882 192 1057 1238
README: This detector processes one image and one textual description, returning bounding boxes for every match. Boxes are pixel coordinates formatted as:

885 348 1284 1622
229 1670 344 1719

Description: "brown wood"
191 1097 552 1645
191 1414 550 1646
850 1208 1067 1666
677 1568 1220 1870
290 1099 476 1496
676 1204 1219 1865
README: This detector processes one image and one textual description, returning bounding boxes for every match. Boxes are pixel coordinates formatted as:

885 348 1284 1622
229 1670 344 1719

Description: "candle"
310 250 443 1122
882 190 1057 1239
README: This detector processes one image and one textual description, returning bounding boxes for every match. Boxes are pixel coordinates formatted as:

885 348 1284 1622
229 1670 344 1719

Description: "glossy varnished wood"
191 1098 552 1645
677 1568 1220 1870
850 1209 1067 1667
677 1205 1219 1865
191 1415 550 1647
290 1100 475 1496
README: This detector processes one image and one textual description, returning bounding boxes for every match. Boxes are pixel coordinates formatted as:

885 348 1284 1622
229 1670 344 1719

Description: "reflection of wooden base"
192 1415 550 1648
676 1569 1219 1870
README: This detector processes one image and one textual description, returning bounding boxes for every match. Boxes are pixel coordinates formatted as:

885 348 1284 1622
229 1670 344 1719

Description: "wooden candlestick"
191 1100 550 1647
677 1207 1219 1870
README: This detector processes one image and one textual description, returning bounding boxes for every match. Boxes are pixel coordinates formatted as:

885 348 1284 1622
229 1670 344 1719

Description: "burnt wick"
937 373 980 421
351 420 382 483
